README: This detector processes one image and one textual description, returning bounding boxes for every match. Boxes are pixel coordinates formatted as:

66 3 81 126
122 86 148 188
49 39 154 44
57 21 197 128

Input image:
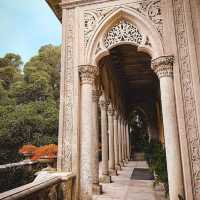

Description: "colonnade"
78 55 184 200
78 65 130 199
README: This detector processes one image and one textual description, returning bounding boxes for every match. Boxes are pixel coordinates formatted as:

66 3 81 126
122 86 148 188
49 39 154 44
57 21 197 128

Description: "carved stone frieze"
103 20 143 48
151 55 174 79
59 8 75 172
173 0 200 198
79 65 99 85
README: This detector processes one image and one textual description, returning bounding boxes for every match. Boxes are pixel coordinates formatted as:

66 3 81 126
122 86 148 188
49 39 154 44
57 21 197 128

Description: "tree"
0 45 61 164
0 53 23 68
0 53 22 89
24 44 60 100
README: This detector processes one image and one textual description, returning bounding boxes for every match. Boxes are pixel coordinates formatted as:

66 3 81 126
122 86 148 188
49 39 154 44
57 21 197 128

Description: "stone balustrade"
0 160 51 193
0 160 41 173
0 171 76 200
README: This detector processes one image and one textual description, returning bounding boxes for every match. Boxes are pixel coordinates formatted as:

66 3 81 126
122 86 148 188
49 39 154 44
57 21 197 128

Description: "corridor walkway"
93 161 166 200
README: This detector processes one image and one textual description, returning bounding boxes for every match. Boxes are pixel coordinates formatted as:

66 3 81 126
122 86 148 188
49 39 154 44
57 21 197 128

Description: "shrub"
31 144 57 161
19 144 37 155
144 140 169 196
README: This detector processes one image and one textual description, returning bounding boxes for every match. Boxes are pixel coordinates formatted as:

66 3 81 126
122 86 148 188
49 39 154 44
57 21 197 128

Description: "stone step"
133 152 145 161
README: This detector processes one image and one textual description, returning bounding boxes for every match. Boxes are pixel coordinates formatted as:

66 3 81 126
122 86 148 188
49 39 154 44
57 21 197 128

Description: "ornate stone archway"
85 6 164 65
78 6 184 199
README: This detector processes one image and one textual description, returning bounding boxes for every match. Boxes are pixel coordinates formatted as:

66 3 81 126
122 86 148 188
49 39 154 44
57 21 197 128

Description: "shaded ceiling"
46 0 62 21
103 44 159 110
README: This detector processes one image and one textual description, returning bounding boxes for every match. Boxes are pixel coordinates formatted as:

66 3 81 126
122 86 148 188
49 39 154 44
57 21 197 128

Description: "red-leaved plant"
19 144 37 155
31 144 58 161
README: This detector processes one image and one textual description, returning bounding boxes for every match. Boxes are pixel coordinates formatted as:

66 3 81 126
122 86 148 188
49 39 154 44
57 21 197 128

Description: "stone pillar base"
120 161 125 167
99 175 112 183
92 183 102 195
125 159 129 164
115 164 122 170
109 169 118 176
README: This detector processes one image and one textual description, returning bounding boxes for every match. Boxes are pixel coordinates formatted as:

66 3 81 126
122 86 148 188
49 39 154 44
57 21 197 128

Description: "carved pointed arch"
86 6 164 65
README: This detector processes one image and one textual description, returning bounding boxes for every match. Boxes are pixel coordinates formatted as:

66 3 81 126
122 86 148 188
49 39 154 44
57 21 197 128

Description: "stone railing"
0 160 44 174
0 171 76 200
0 160 49 193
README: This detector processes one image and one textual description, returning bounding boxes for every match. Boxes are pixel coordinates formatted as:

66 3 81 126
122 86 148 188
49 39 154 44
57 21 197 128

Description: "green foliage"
24 44 60 100
0 45 61 164
0 53 22 89
0 53 23 68
129 110 149 152
144 140 169 196
129 110 168 196
0 168 35 193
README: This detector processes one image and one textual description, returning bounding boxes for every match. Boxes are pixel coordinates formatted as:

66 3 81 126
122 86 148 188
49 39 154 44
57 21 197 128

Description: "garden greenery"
0 44 60 164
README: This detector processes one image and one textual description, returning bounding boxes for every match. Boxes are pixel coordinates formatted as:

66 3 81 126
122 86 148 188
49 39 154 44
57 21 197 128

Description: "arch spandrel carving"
84 0 163 48
85 6 164 65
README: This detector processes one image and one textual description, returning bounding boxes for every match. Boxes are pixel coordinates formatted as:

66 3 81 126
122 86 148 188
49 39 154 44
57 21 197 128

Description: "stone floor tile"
93 161 166 200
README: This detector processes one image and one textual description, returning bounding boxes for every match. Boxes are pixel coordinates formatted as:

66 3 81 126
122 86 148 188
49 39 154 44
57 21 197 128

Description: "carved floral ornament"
103 20 143 49
79 65 99 85
151 56 174 79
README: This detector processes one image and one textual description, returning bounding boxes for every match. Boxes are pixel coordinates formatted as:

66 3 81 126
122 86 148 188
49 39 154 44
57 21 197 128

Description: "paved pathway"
93 161 167 200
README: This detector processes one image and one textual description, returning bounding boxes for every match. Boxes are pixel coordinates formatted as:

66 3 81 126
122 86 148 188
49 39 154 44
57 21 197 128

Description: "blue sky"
0 0 61 64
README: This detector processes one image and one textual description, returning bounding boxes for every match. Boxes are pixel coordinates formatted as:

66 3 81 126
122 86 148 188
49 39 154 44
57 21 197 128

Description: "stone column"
120 117 125 166
151 56 184 200
126 124 130 160
124 121 128 163
114 111 121 170
99 93 111 183
121 119 125 163
92 89 102 194
118 116 123 167
79 65 98 200
107 104 117 175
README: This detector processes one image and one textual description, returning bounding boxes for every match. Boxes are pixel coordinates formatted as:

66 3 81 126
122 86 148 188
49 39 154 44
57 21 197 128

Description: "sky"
0 0 61 64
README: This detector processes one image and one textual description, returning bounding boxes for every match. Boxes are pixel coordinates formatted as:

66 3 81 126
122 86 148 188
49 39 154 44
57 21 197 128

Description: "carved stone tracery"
103 20 143 48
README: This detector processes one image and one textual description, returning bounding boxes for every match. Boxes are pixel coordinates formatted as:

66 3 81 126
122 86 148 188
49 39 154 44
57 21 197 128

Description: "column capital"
79 65 98 84
99 93 108 111
113 111 119 120
107 104 114 116
151 55 174 79
120 117 125 124
92 89 101 102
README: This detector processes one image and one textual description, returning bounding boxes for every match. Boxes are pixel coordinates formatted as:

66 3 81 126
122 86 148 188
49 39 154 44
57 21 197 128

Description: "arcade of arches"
77 45 184 200
47 0 200 200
